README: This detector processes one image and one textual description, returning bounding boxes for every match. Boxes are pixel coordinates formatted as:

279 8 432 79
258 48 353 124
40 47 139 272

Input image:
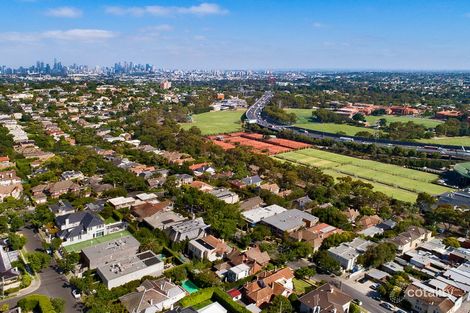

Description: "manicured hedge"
180 287 251 313
180 287 215 307
17 294 56 313
223 275 254 290
213 288 251 313
112 210 123 221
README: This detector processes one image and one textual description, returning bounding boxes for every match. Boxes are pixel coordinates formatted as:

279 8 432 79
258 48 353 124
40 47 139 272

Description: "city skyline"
1 0 470 70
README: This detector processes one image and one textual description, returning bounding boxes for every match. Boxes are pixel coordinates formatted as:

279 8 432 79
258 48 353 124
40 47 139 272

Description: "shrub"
179 287 251 313
212 288 251 313
21 274 32 288
17 294 56 313
5 287 20 295
112 210 123 221
180 287 215 307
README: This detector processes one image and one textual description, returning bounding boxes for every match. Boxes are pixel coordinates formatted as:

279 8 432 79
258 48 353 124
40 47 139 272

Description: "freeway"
248 91 470 160
245 90 274 127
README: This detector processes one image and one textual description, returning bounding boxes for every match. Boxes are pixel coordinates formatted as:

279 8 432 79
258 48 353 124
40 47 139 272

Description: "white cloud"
42 29 116 41
0 32 37 43
313 22 326 29
140 24 173 32
105 2 228 16
46 7 82 18
0 29 117 43
194 35 206 41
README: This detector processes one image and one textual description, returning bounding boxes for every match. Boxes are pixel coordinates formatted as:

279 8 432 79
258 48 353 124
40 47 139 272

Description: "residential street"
314 274 388 313
0 227 83 313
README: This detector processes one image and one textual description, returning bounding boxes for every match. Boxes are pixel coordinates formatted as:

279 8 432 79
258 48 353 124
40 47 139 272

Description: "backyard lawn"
293 278 316 294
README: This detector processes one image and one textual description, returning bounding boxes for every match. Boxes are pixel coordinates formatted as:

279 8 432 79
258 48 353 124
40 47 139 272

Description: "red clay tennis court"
208 132 310 155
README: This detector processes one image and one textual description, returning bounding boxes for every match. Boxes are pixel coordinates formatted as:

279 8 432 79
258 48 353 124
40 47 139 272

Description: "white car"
72 289 81 299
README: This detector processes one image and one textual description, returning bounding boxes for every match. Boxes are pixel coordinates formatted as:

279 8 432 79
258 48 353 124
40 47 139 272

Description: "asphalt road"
247 91 470 159
0 227 83 312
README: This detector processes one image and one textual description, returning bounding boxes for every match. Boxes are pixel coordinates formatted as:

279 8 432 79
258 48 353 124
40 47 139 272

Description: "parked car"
352 299 363 306
370 283 380 290
396 309 407 313
372 295 382 301
380 302 395 311
72 289 81 299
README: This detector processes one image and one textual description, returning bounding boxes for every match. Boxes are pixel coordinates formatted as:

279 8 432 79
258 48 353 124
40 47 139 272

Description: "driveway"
0 227 83 312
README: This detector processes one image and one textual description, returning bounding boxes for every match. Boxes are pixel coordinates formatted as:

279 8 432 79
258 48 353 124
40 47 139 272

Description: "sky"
0 0 469 70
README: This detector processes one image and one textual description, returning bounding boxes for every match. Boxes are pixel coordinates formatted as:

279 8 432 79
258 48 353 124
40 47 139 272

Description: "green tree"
52 298 65 313
164 266 188 283
57 252 80 274
321 232 356 250
294 267 316 279
29 205 55 229
443 237 460 248
262 295 293 313
349 303 361 313
314 251 341 274
0 216 8 233
9 215 24 232
312 207 352 230
429 206 460 231
416 193 436 211
8 232 26 250
358 242 396 268
26 251 51 273
352 113 365 122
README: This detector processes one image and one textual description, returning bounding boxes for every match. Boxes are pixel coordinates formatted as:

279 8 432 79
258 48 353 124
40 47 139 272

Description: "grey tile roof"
261 209 319 232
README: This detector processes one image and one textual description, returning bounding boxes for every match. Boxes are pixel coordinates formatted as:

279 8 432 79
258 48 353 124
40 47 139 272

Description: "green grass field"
285 108 314 124
180 110 245 135
286 108 377 136
295 122 378 136
286 109 445 138
417 136 470 147
63 230 132 253
276 148 454 202
365 115 442 128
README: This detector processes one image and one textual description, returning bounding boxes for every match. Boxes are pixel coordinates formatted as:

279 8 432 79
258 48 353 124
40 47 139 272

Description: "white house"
55 211 106 246
188 235 232 262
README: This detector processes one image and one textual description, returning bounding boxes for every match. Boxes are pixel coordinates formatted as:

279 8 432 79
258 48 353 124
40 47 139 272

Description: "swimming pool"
181 280 199 294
